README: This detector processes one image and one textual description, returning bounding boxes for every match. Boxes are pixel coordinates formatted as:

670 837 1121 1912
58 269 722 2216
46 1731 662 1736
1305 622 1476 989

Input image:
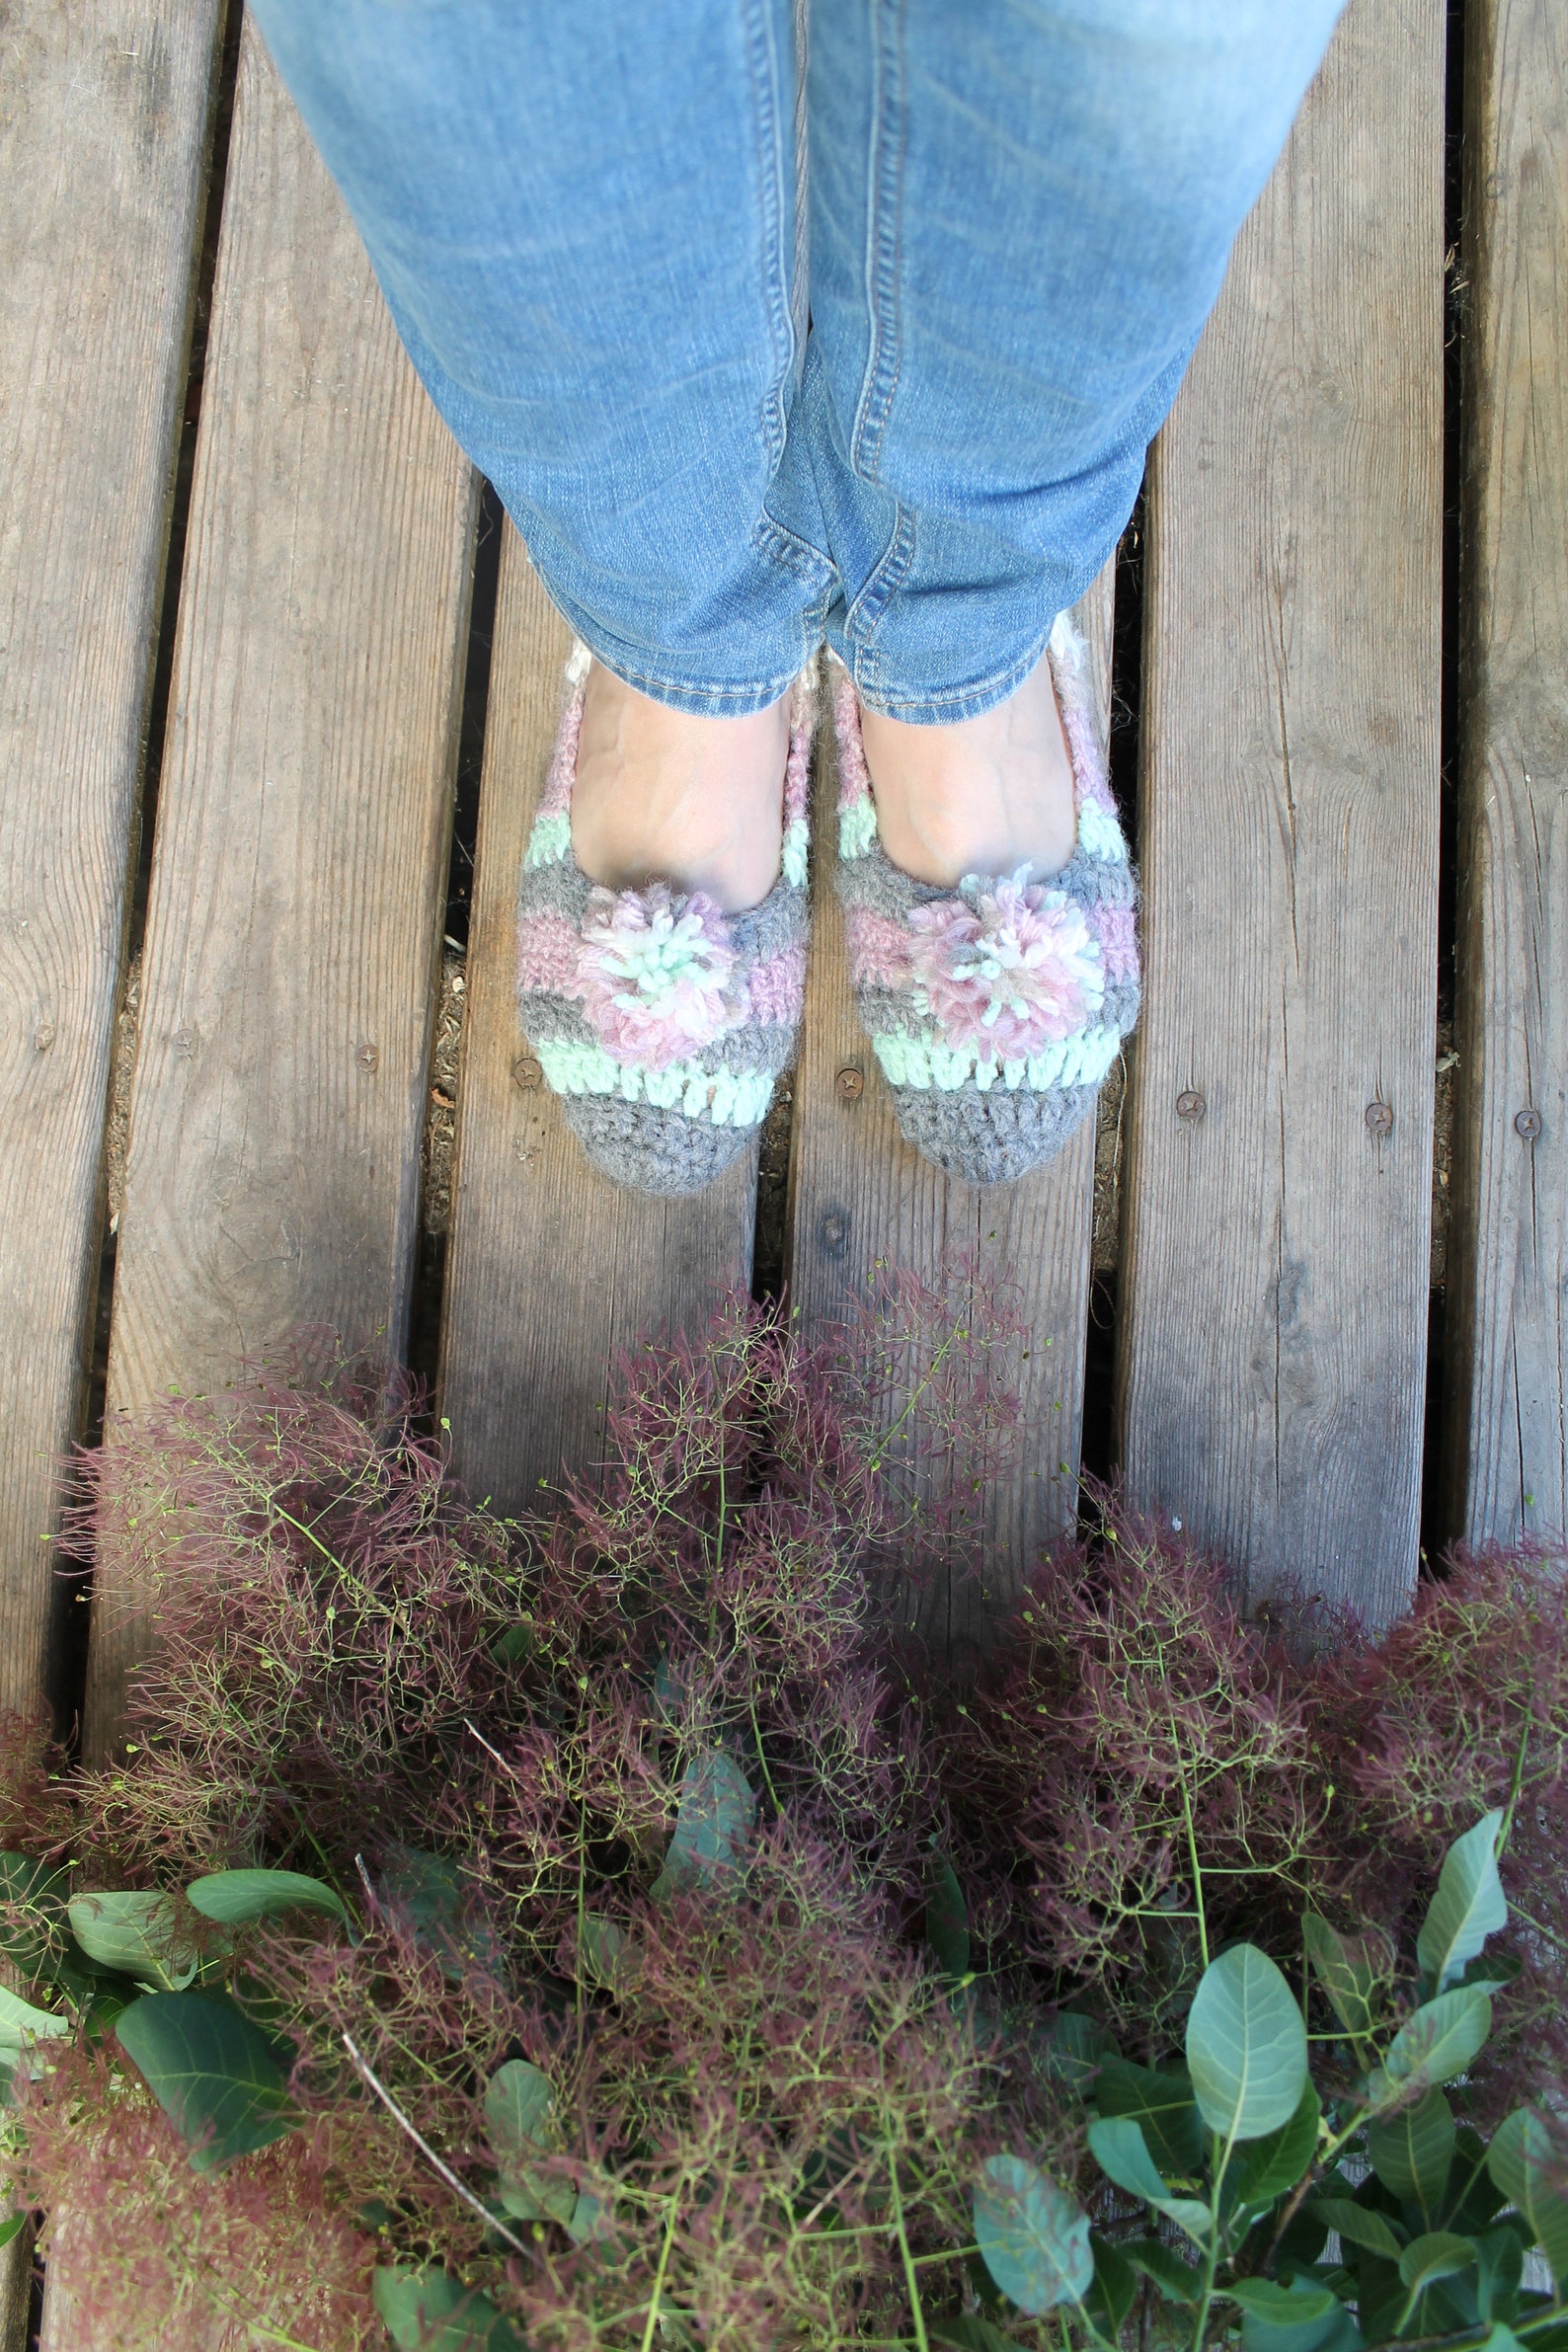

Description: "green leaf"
1310 2198 1405 2260
1303 1914 1384 2042
0 1983 70 2073
1086 2116 1213 2244
566 2189 610 2245
0 2213 27 2250
1377 1988 1493 2100
1186 1943 1309 2141
1095 2056 1205 2178
68 1890 197 1991
652 1751 755 1898
1475 2230 1525 2321
485 2059 575 2226
185 1868 351 1927
1417 1813 1508 1997
925 1851 970 1987
1084 2233 1137 2339
1455 1950 1523 1995
1227 2079 1322 2212
1368 2088 1456 2222
577 1915 635 1997
973 2154 1093 2313
1400 2232 1478 2294
0 1851 71 1979
1037 2009 1117 2095
1227 2277 1359 2352
115 1991 294 2171
1488 2108 1568 2285
931 2320 1031 2352
1478 2329 1528 2352
1120 2235 1204 2305
372 2265 526 2351
381 1847 501 1981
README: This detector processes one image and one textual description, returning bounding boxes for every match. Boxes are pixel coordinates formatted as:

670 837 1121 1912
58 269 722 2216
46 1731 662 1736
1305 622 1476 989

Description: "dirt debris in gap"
423 945 466 1234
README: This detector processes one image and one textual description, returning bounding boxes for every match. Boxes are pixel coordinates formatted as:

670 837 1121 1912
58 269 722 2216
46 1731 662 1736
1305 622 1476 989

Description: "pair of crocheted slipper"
514 619 1138 1196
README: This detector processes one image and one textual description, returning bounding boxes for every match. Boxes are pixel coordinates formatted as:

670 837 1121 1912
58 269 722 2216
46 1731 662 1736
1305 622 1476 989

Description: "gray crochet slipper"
516 643 815 1198
830 613 1140 1187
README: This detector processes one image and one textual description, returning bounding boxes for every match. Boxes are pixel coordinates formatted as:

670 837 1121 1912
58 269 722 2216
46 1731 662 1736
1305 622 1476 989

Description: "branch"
340 2030 532 2258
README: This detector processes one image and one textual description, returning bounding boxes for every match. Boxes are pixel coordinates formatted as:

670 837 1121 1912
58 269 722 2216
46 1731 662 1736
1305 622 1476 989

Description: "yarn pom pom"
572 884 745 1067
905 872 1105 1059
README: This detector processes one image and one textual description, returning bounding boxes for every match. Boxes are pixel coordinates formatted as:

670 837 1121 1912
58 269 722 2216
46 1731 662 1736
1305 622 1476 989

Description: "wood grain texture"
0 2225 32 2352
437 524 756 1516
786 574 1114 1666
1443 0 1568 1545
80 18 476 1752
0 0 224 1713
1116 0 1445 1623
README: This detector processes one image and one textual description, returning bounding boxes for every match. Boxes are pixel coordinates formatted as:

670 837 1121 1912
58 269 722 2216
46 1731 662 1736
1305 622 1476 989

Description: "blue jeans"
249 0 1342 720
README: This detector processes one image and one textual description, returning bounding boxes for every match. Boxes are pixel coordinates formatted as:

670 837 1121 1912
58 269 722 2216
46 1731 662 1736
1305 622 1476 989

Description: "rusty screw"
1365 1100 1394 1138
355 1042 379 1073
835 1065 864 1101
512 1054 543 1091
1516 1106 1542 1140
1175 1088 1205 1124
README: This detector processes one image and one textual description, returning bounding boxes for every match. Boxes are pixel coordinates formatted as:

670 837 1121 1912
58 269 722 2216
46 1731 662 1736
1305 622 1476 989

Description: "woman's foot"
571 661 791 915
855 648 1077 886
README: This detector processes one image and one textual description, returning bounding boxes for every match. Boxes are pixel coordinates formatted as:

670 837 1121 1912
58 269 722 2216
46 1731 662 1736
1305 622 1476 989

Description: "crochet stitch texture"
516 642 814 1196
832 612 1140 1186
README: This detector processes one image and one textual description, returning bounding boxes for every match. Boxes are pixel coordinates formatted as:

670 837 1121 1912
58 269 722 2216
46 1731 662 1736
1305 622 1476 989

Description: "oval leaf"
372 2266 525 2352
1368 2088 1456 2223
485 2058 575 2225
1120 2236 1204 2306
1186 1944 1308 2141
186 1868 351 1927
925 1851 970 1987
1399 2233 1478 2294
1310 2198 1406 2261
1226 2080 1322 2213
1096 2057 1205 2179
0 1984 69 2074
1086 2116 1212 2244
1228 2276 1360 2352
1417 1813 1508 1997
974 2153 1093 2313
1379 1987 1492 2098
1488 2108 1568 2286
115 1991 294 2171
69 1890 197 1992
577 1915 636 1997
1037 2010 1117 2096
1303 1913 1384 2042
653 1751 755 1898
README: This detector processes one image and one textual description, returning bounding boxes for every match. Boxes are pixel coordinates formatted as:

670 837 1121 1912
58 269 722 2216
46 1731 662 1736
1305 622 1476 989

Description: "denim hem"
840 610 1060 725
541 574 819 719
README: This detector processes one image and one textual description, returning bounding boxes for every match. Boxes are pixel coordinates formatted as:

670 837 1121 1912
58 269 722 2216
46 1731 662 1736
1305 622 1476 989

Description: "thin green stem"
885 2147 929 2352
639 2184 682 2352
1176 1757 1210 1970
866 1334 957 1476
748 1696 781 1814
1498 1703 1535 1855
1189 2128 1237 2352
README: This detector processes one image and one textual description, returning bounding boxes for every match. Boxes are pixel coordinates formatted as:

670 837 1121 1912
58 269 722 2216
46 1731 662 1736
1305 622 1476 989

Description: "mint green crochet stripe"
869 1022 1121 1094
535 1038 773 1127
782 815 810 888
838 798 877 862
523 812 572 869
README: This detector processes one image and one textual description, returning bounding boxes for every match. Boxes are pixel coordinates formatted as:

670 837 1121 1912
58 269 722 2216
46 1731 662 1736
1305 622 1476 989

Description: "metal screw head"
32 1021 54 1053
512 1054 543 1091
172 1025 196 1057
1516 1106 1542 1140
835 1065 864 1101
355 1042 379 1073
1365 1100 1394 1138
1175 1088 1205 1124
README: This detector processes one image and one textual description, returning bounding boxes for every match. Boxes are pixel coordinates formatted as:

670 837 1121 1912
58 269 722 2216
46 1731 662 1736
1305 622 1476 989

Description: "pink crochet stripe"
832 666 872 816
1094 904 1138 980
516 911 581 993
1056 674 1117 816
748 942 807 1025
537 677 586 820
843 904 911 989
783 669 816 828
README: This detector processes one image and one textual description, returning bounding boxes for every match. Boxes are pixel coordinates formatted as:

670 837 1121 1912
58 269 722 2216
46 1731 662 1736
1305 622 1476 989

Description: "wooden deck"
2 0 1564 2339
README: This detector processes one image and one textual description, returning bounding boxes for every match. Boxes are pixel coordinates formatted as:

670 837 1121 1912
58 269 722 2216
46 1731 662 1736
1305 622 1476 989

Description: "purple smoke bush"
0 1278 1564 2351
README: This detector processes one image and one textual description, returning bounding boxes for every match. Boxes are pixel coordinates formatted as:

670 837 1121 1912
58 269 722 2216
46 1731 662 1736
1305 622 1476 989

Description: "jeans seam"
850 0 906 486
845 497 915 691
753 510 835 588
744 0 796 475
856 618 1057 720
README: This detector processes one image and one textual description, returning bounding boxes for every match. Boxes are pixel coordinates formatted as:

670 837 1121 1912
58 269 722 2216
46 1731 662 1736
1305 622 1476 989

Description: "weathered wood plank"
1444 0 1568 1546
79 18 476 1753
0 0 224 1716
437 526 756 1516
786 574 1114 1665
1116 0 1445 1622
